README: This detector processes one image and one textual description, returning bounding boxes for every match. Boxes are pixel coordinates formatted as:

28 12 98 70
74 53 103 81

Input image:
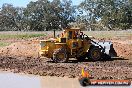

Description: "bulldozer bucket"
92 40 117 57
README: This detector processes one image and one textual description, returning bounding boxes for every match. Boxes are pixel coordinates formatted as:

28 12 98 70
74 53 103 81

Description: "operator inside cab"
73 31 78 39
58 30 66 38
73 30 84 39
80 31 84 39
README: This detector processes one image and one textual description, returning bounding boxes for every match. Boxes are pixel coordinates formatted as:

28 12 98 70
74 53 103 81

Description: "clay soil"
0 32 131 81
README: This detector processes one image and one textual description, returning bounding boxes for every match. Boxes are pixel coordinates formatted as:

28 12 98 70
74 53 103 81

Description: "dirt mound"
112 40 132 59
0 37 131 60
0 41 39 59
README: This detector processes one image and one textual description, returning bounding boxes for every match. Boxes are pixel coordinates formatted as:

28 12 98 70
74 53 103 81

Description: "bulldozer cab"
60 28 86 56
61 28 83 39
57 28 82 43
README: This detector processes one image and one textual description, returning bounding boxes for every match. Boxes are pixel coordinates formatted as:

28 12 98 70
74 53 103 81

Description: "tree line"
0 0 131 31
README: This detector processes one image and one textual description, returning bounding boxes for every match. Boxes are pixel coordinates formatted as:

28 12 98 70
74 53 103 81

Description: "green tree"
23 0 76 31
78 0 132 30
0 3 25 31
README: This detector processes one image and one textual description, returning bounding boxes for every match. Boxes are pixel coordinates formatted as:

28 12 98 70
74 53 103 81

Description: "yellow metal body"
39 28 92 59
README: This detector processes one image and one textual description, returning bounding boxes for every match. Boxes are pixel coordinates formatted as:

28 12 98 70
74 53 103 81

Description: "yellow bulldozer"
39 28 117 62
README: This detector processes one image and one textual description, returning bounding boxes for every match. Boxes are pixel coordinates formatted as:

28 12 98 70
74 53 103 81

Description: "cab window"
68 31 72 39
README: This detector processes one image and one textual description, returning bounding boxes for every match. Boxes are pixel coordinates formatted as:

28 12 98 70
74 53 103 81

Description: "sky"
0 0 83 8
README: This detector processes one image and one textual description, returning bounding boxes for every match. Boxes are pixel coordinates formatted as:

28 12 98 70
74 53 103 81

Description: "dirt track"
0 56 132 80
0 32 131 80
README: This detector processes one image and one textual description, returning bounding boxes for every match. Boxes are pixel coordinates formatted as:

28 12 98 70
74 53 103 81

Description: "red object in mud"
79 68 131 86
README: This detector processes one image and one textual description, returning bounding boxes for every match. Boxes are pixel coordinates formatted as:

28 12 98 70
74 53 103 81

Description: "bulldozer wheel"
53 48 68 63
87 46 101 61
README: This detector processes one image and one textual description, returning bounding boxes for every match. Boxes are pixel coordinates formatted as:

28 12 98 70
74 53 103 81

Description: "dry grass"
0 31 47 39
83 30 132 39
0 42 11 47
0 31 131 39
0 30 131 47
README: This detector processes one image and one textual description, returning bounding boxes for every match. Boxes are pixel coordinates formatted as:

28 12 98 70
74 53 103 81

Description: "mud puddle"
0 72 131 88
0 72 41 88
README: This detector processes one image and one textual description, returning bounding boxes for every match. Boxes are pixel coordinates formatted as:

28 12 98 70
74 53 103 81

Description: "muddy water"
0 72 80 88
0 72 41 88
0 72 131 88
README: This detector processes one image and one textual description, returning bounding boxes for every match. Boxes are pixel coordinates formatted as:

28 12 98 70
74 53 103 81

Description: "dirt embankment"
0 37 131 60
0 41 40 59
111 35 132 59
113 40 132 59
